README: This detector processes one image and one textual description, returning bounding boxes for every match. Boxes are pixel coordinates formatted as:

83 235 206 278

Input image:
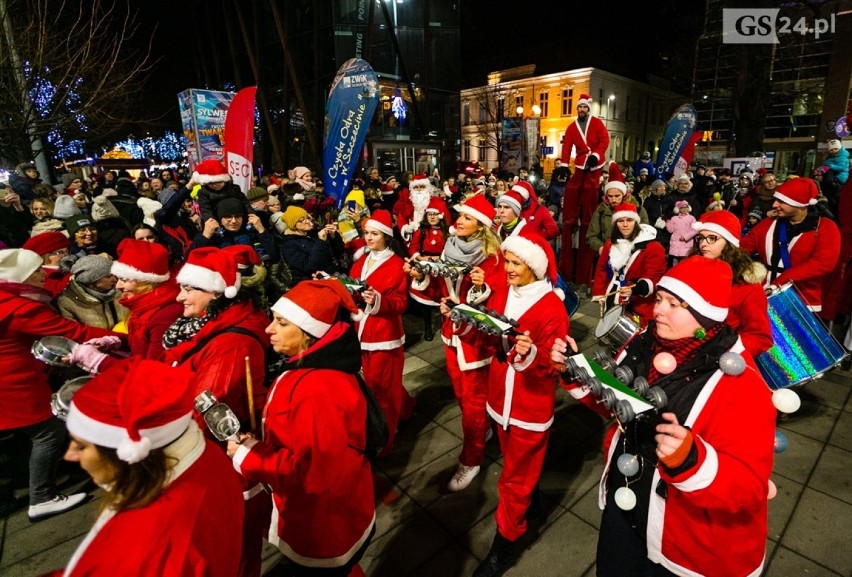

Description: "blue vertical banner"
322 58 380 204
655 104 697 177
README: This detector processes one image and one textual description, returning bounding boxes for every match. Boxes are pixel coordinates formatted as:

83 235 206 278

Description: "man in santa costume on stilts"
560 94 611 286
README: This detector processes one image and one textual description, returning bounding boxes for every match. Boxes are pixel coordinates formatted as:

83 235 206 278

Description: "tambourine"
51 376 91 421
32 336 78 367
447 303 520 337
412 260 471 280
557 352 666 424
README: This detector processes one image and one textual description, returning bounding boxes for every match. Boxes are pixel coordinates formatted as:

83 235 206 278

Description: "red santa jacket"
482 281 568 431
412 248 505 369
560 115 610 171
233 362 375 567
597 339 775 577
520 202 560 241
592 228 666 325
350 248 407 350
162 300 269 432
740 215 840 311
728 274 773 357
64 428 245 577
0 288 116 430
407 226 447 259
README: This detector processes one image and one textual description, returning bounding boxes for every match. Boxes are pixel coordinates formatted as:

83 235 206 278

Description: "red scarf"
0 280 53 303
120 281 180 334
647 323 725 385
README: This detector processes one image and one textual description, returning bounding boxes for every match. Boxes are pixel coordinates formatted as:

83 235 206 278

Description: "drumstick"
601 283 636 299
245 356 257 432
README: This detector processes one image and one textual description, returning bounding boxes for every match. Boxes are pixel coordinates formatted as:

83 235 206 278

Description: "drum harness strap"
767 216 819 283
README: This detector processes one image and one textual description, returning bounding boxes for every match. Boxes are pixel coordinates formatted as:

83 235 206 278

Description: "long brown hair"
98 446 174 513
688 241 755 281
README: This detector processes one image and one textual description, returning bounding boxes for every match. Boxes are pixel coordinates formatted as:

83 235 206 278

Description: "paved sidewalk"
2 299 851 576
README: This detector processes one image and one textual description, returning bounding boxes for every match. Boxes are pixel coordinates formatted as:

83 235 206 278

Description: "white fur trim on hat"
656 276 728 322
364 218 393 237
577 95 592 108
691 221 740 248
612 209 640 223
270 297 332 338
605 181 627 194
110 260 170 284
497 194 522 215
455 203 493 228
176 262 240 297
192 171 231 185
773 190 817 207
501 235 548 280
66 402 193 463
510 184 530 202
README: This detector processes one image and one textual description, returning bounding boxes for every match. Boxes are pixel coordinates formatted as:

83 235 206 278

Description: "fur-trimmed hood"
741 261 768 285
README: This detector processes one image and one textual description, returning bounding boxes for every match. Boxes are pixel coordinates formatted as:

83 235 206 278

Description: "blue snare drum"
755 283 847 390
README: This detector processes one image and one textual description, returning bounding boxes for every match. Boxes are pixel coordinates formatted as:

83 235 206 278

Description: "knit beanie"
54 195 81 219
246 187 269 202
91 196 121 222
72 255 115 284
282 206 309 231
215 198 245 220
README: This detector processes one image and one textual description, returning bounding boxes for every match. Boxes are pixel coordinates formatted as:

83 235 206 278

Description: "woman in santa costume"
67 239 184 374
592 203 666 326
690 210 773 356
412 195 505 492
471 228 569 577
554 257 776 577
227 280 375 576
406 196 450 341
160 244 271 577
62 356 245 576
0 249 119 522
349 209 409 452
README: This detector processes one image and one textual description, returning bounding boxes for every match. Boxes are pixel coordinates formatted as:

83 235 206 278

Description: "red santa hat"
611 202 640 223
501 228 558 286
66 357 196 464
510 181 534 204
605 162 627 194
455 194 496 227
425 196 445 217
497 190 525 215
270 279 361 338
191 159 231 185
409 173 431 189
577 94 593 109
692 210 741 247
22 231 69 256
222 244 261 271
176 246 241 298
111 238 170 283
364 209 394 237
656 256 732 325
773 177 819 207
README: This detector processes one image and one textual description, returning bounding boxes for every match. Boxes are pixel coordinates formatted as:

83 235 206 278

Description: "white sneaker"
28 492 87 521
447 464 481 492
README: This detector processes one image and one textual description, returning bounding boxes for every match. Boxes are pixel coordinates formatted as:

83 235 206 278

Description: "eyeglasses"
220 215 243 221
694 234 721 245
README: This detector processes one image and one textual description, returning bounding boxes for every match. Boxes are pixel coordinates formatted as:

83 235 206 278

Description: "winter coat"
728 262 773 356
665 213 697 257
277 232 335 285
56 279 128 330
189 227 278 265
0 200 34 248
232 323 375 568
195 182 253 223
643 194 674 248
9 165 41 203
0 287 115 430
350 249 407 350
823 147 849 184
586 198 649 254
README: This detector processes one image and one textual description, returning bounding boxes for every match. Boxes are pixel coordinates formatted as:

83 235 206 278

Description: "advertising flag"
673 131 705 178
656 104 697 177
177 89 235 167
224 86 257 194
322 58 380 204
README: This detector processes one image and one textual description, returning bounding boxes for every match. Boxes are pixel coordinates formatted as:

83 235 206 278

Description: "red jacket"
728 280 773 357
593 232 666 325
162 300 269 433
483 281 568 431
520 202 559 241
740 215 840 311
560 115 610 171
233 365 375 567
64 431 244 577
599 339 775 576
350 249 407 350
0 288 115 430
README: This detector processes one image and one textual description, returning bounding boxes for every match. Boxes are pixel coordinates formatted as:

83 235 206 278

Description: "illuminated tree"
0 0 153 168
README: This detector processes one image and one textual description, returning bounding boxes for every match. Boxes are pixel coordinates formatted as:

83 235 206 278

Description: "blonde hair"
470 222 502 259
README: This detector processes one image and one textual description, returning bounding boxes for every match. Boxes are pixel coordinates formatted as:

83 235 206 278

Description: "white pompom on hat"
270 279 362 338
176 246 241 298
66 357 196 464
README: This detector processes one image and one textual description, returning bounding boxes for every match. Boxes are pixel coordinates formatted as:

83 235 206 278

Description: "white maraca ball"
614 486 637 511
719 351 746 376
617 453 640 477
772 388 801 414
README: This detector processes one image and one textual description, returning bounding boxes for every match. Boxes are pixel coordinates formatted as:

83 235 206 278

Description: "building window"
497 96 505 122
611 97 617 120
562 88 573 116
626 95 631 122
463 139 471 160
462 102 470 126
478 102 487 124
599 89 604 116
478 138 488 161
515 94 524 114
539 92 549 117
